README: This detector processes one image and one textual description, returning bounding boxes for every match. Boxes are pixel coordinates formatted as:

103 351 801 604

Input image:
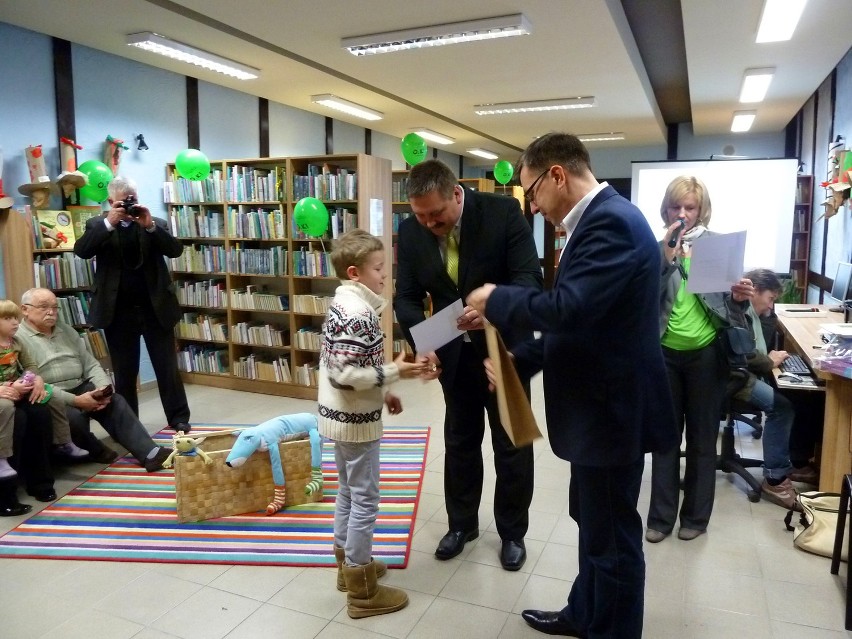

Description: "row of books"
794 209 809 233
80 328 109 360
33 253 96 290
176 280 228 308
225 165 285 203
293 327 322 350
169 245 227 273
292 248 333 277
177 345 228 374
792 237 808 260
292 171 357 202
176 314 228 342
392 177 410 202
392 338 413 355
392 211 414 233
231 322 288 347
228 207 286 240
230 287 289 311
292 294 334 314
163 172 226 204
294 362 319 386
56 292 92 326
229 244 289 276
290 207 358 240
29 206 102 250
233 354 292 383
169 206 225 238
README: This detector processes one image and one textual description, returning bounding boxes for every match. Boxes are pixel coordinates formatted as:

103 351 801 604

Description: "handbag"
783 491 848 561
718 325 754 369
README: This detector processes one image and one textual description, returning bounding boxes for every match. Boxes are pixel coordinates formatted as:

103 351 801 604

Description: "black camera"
120 194 142 217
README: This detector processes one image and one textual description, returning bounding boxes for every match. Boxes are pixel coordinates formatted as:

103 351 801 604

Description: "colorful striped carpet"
0 424 428 567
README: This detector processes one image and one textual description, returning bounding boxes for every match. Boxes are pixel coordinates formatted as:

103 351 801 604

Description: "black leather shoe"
171 422 191 433
500 539 527 571
435 529 478 560
144 447 173 473
27 489 57 502
0 502 32 517
521 610 586 637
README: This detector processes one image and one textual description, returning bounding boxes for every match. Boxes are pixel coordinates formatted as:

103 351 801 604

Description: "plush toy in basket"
172 413 323 523
225 412 324 514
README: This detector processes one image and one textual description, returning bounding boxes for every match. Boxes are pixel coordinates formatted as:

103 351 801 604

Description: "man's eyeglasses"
23 304 59 313
523 168 550 204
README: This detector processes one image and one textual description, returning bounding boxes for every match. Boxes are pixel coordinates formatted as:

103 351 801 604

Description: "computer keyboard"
780 354 811 376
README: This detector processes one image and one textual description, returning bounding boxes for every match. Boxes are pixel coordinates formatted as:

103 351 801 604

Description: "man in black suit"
468 134 678 638
395 159 542 571
74 176 190 433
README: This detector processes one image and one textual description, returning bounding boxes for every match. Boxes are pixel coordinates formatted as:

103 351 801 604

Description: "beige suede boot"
334 544 387 592
341 560 408 618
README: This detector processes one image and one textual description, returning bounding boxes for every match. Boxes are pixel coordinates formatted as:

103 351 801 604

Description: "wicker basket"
173 430 322 523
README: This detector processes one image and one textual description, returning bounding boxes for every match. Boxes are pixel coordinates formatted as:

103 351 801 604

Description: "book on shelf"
33 252 95 289
80 328 109 360
67 206 102 240
35 210 76 249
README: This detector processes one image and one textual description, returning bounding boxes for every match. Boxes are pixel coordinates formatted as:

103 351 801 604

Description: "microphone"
667 218 685 248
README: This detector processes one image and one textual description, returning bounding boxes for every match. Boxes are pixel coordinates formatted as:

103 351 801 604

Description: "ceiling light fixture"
731 110 757 133
474 97 596 115
755 0 807 43
342 14 531 56
739 67 775 103
467 148 499 160
412 129 455 145
577 133 625 142
310 94 383 121
126 32 259 80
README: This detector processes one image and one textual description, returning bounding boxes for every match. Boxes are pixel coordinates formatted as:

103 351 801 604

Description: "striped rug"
0 424 428 567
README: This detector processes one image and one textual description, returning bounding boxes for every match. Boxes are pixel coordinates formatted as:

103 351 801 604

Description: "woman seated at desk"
733 268 820 510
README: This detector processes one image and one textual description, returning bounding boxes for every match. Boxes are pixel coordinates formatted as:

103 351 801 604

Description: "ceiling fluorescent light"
126 32 259 80
412 129 455 145
467 148 499 160
343 14 531 56
739 67 775 103
310 94 383 121
577 133 625 142
755 0 807 43
474 97 595 115
731 110 757 133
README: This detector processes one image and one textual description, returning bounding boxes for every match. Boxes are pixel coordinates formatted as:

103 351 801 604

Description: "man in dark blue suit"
395 159 542 571
468 133 678 638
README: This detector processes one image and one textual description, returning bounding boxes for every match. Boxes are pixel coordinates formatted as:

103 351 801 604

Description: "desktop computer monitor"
829 261 852 311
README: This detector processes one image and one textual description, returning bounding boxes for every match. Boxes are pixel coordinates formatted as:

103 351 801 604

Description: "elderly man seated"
16 288 172 472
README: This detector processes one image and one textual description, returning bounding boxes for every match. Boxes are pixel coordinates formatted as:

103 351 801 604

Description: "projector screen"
630 159 798 274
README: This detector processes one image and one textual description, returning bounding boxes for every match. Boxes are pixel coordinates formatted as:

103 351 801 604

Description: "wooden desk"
776 304 852 491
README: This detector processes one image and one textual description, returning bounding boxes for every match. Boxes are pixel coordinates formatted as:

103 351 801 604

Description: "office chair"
716 370 765 503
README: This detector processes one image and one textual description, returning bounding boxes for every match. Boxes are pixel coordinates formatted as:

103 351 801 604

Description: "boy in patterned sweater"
318 229 426 619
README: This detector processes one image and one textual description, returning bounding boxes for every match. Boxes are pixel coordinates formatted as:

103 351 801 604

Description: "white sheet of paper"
369 198 383 237
409 299 466 353
686 231 747 294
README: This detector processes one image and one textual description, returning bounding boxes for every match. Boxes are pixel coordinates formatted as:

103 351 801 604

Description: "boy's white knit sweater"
317 281 400 442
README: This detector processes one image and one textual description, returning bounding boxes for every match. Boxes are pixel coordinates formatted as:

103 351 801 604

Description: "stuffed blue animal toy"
225 412 323 514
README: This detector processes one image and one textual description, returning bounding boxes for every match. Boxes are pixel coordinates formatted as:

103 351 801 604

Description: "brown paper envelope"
484 323 542 447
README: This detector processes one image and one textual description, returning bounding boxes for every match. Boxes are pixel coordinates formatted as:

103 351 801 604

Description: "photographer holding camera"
74 176 192 434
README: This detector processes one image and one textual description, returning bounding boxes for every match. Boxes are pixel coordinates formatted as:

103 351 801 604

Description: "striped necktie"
446 230 459 285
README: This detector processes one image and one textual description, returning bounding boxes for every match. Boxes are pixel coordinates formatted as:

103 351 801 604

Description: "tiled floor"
0 377 848 638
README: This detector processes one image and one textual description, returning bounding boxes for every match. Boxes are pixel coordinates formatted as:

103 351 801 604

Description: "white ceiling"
2 0 851 166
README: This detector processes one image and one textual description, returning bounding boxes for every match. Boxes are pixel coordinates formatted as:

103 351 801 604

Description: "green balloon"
293 197 329 236
175 148 211 181
401 133 427 166
493 160 514 185
77 160 113 202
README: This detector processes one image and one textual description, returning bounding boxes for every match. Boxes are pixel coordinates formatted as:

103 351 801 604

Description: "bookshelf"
165 153 392 400
0 206 111 362
459 177 495 193
790 174 813 301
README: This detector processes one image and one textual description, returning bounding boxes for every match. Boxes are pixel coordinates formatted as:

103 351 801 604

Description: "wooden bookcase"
790 174 813 301
165 153 391 400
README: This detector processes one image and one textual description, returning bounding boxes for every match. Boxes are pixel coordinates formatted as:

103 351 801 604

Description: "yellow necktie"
446 231 459 285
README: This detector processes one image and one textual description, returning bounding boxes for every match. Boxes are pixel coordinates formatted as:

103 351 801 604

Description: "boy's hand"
384 392 403 415
394 351 429 379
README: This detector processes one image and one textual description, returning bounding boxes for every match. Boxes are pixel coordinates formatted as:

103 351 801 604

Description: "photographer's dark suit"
74 215 189 427
395 188 542 542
